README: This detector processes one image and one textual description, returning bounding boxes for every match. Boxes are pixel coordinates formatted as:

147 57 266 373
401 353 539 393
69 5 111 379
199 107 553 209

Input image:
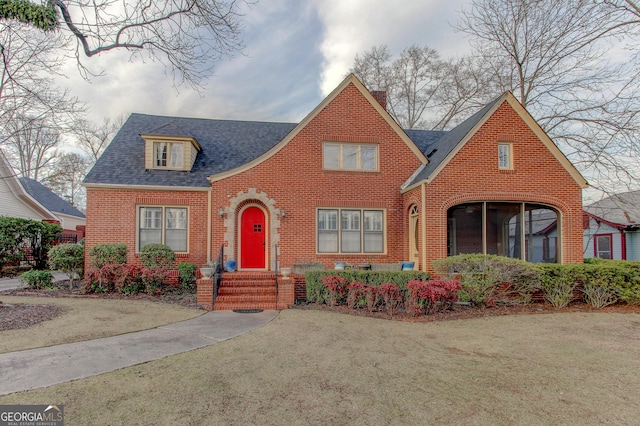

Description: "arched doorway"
239 205 267 269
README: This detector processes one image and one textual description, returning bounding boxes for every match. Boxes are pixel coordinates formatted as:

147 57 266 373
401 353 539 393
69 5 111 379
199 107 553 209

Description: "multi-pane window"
498 143 512 170
138 206 188 252
595 234 612 259
323 143 378 171
154 142 184 168
317 208 384 253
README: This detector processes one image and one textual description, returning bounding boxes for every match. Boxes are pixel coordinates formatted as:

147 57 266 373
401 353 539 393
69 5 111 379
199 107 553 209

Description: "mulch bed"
295 301 640 322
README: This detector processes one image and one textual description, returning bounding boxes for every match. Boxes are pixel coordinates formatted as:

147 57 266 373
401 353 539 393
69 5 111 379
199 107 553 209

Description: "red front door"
240 206 266 269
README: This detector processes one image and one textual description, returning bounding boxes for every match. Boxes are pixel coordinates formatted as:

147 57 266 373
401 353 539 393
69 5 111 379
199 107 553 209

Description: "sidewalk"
0 309 278 396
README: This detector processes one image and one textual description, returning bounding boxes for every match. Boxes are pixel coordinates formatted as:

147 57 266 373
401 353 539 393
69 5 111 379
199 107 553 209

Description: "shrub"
139 244 176 269
85 264 147 294
89 243 127 268
0 217 61 270
432 254 539 306
536 264 582 308
48 243 84 289
346 281 368 309
20 270 54 289
305 270 430 304
178 262 197 292
321 275 349 306
406 280 461 315
379 283 403 317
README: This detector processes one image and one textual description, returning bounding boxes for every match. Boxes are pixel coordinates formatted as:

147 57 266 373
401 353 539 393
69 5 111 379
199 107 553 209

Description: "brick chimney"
371 90 387 110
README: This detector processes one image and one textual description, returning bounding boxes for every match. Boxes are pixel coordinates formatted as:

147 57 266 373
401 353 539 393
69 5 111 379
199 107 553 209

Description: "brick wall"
416 101 584 270
84 188 209 271
211 82 424 270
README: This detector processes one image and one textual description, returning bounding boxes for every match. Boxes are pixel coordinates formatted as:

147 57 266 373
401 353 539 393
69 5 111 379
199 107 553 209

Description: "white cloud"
315 0 467 95
55 0 470 128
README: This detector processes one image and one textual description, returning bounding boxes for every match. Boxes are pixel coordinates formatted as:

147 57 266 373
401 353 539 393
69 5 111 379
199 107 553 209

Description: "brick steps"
214 272 278 310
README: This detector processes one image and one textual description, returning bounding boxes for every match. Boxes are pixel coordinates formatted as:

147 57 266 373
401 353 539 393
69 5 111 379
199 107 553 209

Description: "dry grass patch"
0 296 203 353
1 309 639 425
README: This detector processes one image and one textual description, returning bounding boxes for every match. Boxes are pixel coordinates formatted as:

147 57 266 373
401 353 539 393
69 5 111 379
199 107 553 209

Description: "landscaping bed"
296 299 640 322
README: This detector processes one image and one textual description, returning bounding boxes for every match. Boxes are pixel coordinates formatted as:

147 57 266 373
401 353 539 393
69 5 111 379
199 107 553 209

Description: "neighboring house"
584 191 640 260
0 149 86 241
83 74 587 308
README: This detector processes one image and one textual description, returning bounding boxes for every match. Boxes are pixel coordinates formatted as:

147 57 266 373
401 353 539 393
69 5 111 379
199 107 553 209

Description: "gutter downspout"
421 182 427 272
207 189 212 263
620 228 627 261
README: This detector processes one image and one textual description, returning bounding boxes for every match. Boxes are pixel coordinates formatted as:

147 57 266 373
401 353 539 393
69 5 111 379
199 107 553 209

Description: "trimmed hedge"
305 270 430 304
432 254 540 306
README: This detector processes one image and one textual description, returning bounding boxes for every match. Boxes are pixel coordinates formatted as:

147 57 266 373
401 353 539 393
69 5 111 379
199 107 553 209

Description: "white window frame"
153 142 184 169
498 143 513 170
322 142 379 171
317 208 385 254
137 206 189 253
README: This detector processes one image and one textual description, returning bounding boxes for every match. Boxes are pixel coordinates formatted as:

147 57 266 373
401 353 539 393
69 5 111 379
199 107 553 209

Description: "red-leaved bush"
379 283 403 317
406 280 461 315
322 275 349 306
346 281 368 309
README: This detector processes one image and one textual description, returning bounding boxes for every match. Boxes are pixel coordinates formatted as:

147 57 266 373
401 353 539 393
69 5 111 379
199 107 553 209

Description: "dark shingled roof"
84 114 298 188
85 95 505 189
19 177 85 218
404 95 503 187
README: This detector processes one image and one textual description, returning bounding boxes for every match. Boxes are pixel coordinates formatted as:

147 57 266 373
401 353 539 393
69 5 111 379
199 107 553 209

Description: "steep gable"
208 74 428 182
402 92 587 191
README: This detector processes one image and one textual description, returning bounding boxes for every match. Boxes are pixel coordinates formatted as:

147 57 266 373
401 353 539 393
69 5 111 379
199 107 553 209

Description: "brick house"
83 74 587 309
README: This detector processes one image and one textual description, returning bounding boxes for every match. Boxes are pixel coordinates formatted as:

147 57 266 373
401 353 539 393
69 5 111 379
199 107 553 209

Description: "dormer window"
142 134 201 171
155 142 184 168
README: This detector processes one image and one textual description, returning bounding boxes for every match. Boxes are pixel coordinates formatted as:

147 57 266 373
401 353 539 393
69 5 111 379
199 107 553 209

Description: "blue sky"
62 0 469 125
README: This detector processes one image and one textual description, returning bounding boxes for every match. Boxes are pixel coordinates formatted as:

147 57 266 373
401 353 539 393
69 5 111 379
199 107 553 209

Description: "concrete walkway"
0 309 279 396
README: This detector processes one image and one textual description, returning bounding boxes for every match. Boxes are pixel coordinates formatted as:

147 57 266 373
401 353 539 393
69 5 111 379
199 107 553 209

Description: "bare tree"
3 116 61 180
0 21 83 142
1 0 247 89
457 0 640 194
43 152 91 209
73 115 124 162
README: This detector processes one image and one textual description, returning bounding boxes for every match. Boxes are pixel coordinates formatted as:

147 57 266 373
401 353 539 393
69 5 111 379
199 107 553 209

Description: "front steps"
197 271 295 311
214 272 276 310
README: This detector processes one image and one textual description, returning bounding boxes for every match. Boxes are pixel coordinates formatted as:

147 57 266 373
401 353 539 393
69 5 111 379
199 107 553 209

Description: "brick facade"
412 101 584 270
84 76 585 302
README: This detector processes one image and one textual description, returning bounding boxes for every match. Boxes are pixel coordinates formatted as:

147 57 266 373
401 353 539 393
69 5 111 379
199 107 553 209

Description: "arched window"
447 202 559 263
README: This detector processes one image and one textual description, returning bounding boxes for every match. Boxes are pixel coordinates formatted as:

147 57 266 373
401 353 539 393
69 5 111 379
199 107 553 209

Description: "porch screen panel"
318 209 338 252
341 210 361 252
447 203 483 255
525 207 558 262
165 208 188 252
487 203 521 258
363 210 383 252
139 207 162 247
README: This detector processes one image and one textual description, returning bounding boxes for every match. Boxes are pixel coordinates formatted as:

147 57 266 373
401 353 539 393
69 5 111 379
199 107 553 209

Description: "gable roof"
402 92 588 191
0 150 57 220
19 177 85 219
207 74 428 182
585 190 640 227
